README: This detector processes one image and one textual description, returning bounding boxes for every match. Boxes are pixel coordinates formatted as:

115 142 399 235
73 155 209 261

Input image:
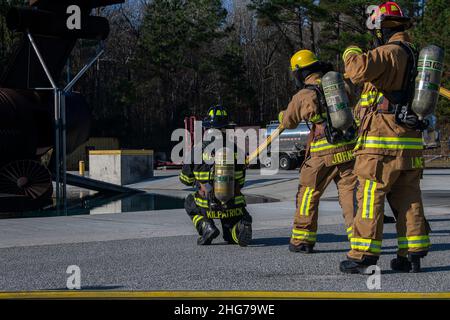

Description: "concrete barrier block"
88 150 153 185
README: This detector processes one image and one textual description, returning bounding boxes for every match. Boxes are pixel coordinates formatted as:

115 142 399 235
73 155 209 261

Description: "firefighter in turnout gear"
279 50 358 253
340 1 431 274
180 106 252 246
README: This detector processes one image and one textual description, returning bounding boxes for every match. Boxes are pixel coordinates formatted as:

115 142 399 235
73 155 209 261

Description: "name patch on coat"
331 150 355 165
206 208 244 219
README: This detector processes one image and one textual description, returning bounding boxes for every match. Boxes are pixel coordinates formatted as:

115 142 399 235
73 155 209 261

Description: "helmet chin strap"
372 29 385 48
372 25 405 48
295 76 305 89
291 69 304 89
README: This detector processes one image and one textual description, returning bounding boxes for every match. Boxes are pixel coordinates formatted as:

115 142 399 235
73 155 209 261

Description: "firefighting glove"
343 125 357 142
401 115 429 131
396 105 428 130
342 46 363 62
396 106 419 129
403 114 419 128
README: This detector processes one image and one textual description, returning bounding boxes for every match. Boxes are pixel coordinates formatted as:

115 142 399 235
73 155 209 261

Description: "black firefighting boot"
340 256 379 275
233 220 252 247
391 252 427 273
197 220 220 246
390 255 411 272
408 251 428 273
289 243 314 254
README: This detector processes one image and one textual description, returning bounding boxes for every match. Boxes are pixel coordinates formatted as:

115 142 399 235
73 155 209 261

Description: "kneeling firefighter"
279 49 359 253
180 105 252 246
340 1 444 274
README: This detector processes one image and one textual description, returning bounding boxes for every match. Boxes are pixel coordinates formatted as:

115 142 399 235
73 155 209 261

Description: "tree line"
0 0 448 153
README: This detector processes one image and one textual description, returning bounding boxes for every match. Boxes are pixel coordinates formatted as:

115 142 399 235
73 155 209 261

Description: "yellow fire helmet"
290 50 319 71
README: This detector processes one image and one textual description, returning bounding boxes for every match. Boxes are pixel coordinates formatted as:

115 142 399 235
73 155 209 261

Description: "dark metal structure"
0 0 134 213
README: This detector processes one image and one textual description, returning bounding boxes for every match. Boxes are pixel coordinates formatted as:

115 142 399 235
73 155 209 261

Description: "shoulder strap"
304 84 327 120
383 41 418 105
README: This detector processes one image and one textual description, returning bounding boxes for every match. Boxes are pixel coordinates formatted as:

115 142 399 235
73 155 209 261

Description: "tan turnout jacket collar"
386 31 411 45
304 73 322 86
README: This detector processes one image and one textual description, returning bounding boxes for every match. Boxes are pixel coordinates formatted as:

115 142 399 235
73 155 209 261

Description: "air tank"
321 71 353 132
411 45 445 120
214 147 235 205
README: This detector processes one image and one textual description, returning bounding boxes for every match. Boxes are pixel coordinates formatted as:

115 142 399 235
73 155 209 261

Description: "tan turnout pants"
290 157 357 246
347 154 430 261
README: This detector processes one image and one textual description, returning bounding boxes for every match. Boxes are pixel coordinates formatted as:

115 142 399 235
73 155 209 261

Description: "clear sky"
223 0 233 13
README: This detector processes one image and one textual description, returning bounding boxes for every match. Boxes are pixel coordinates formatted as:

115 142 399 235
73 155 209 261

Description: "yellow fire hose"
246 124 285 166
246 85 449 166
440 86 450 100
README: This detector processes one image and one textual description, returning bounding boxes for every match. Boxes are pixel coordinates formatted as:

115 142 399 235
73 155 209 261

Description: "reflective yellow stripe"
357 136 424 150
291 236 317 242
360 92 382 99
231 224 239 244
343 47 363 60
310 113 326 124
192 215 204 227
346 226 353 240
399 243 431 249
351 238 382 253
180 173 194 184
291 229 317 242
310 138 356 153
235 171 244 179
364 143 423 149
235 195 246 205
399 235 430 241
362 180 369 218
305 189 313 216
351 245 381 253
359 92 384 107
362 180 376 219
194 196 209 208
398 235 430 249
364 136 424 142
194 171 211 180
412 157 424 169
195 169 242 180
202 152 213 161
196 196 245 208
299 187 314 216
369 181 376 219
209 109 227 116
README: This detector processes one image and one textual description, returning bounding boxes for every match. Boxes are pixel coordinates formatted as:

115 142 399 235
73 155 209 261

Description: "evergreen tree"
0 0 27 77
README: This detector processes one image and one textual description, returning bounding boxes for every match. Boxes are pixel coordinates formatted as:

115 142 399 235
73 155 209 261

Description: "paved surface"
1 218 449 292
0 169 450 292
